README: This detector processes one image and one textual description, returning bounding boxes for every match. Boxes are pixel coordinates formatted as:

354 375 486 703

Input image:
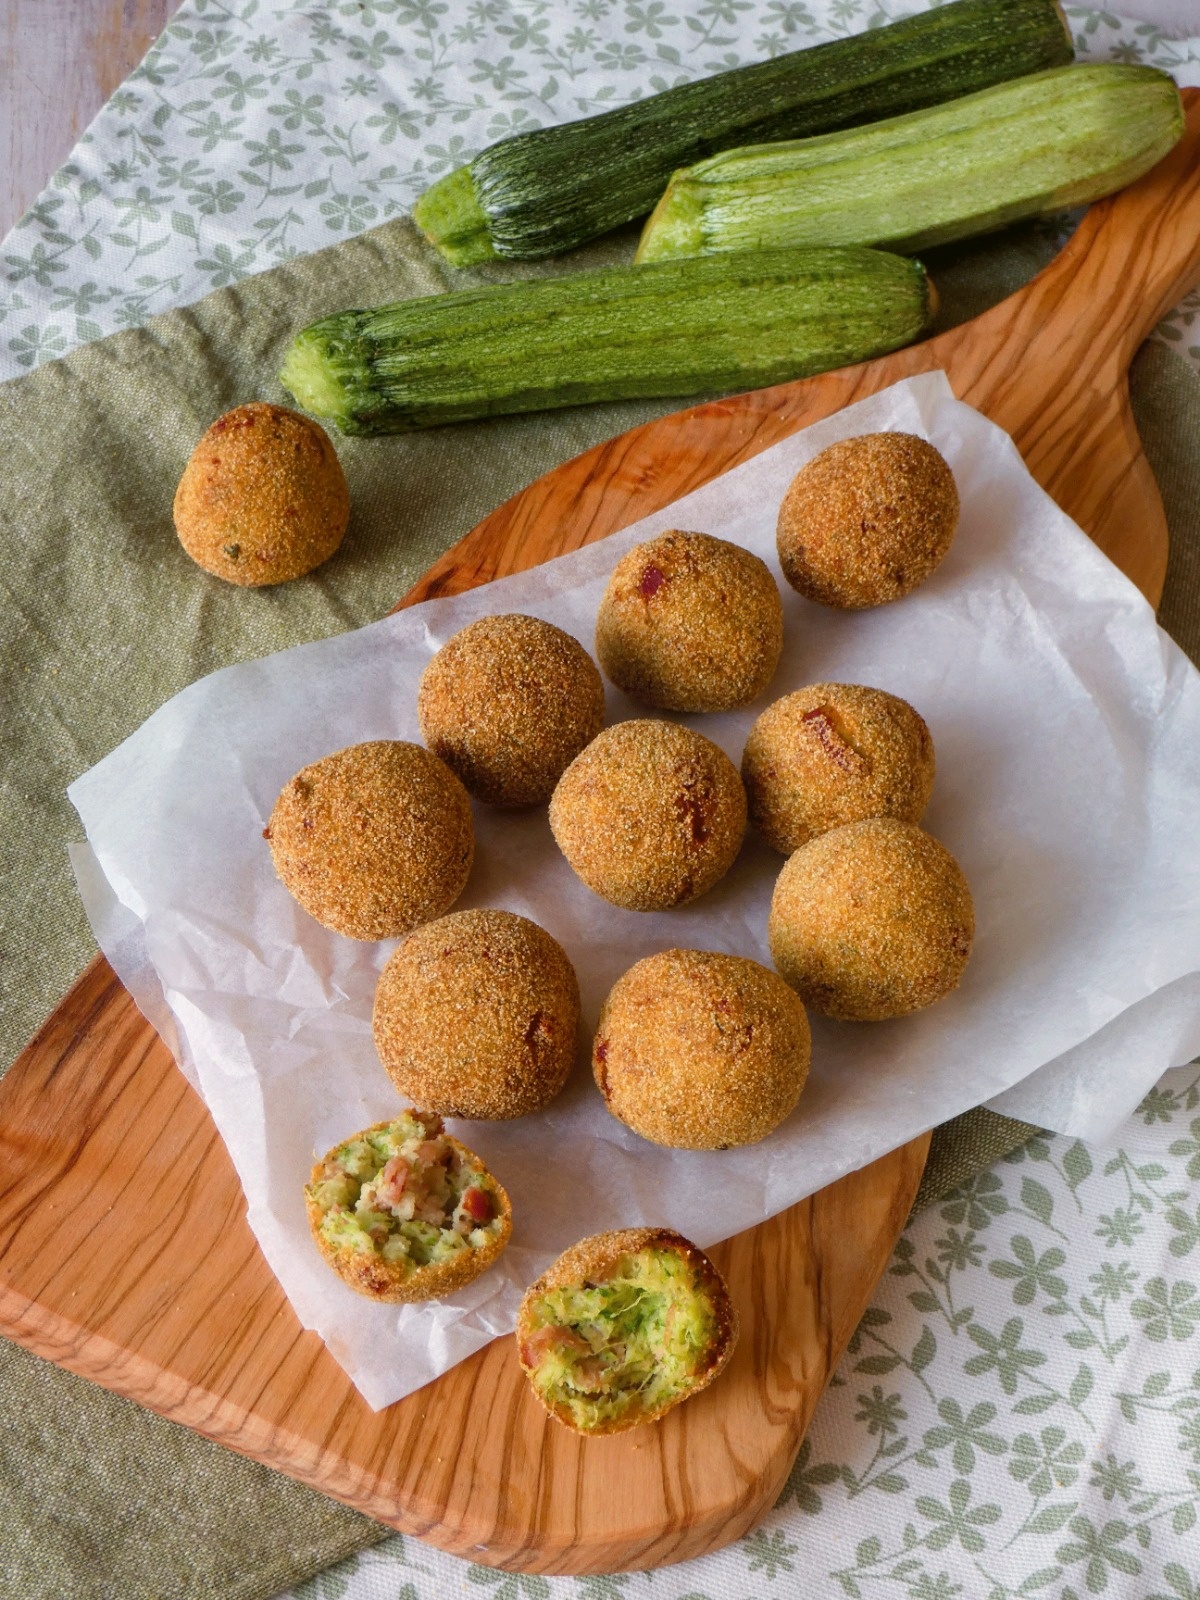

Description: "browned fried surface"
305 1117 512 1305
515 1228 738 1435
373 909 581 1119
173 402 349 586
768 817 974 1021
418 614 606 807
548 719 746 911
743 682 935 855
265 740 473 940
595 529 783 712
777 432 959 610
593 949 810 1149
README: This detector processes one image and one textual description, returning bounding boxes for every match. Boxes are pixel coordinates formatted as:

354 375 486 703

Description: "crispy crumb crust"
305 1118 512 1304
596 530 783 712
516 1227 738 1436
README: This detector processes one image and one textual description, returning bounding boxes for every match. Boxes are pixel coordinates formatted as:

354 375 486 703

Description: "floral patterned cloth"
4 3 1200 1598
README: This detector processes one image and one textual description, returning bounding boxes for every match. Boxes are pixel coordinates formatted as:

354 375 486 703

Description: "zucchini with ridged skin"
279 249 933 436
637 64 1183 263
413 0 1073 267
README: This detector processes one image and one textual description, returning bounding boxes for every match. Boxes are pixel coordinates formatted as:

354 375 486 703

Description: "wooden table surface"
1 0 181 242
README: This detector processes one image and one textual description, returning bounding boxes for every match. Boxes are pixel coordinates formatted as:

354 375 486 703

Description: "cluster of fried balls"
209 414 973 1428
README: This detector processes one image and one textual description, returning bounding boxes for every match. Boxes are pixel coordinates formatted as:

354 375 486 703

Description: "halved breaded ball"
768 817 974 1021
173 402 349 586
264 740 473 940
594 949 810 1149
305 1110 511 1303
595 529 783 712
743 683 935 855
418 614 605 807
549 720 746 911
374 909 581 1120
517 1228 737 1435
777 432 958 609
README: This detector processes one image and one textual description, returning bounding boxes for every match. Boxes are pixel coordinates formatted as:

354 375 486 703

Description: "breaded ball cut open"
769 817 974 1020
743 683 935 854
173 402 350 586
374 909 581 1119
549 719 746 911
418 614 606 807
517 1228 737 1435
305 1110 512 1302
777 432 958 609
595 530 783 712
594 949 810 1148
264 740 473 940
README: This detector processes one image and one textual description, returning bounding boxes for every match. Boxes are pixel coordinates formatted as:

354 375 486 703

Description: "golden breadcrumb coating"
516 1228 737 1435
374 909 581 1119
596 529 783 712
264 740 473 940
768 817 974 1021
593 948 810 1149
549 719 746 911
418 614 606 807
743 683 935 855
173 402 349 586
777 432 958 609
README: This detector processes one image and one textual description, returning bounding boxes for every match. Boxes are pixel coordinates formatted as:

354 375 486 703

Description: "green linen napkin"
1 214 1197 1600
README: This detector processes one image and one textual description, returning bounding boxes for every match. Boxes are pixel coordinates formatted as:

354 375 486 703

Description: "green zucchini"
413 0 1073 267
637 63 1183 263
279 249 932 436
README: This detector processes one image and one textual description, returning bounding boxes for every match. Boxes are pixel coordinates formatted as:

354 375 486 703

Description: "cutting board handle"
979 86 1200 387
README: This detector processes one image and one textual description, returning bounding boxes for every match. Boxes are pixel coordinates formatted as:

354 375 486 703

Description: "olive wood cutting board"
2 88 1199 1580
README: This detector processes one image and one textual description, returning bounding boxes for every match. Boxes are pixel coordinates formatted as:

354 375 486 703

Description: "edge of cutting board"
1 89 1199 1576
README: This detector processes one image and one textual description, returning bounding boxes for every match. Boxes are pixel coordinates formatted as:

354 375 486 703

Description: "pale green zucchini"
413 0 1073 266
279 249 932 436
637 64 1182 262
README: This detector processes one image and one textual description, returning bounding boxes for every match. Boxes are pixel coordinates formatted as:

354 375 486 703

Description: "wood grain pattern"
1 88 1198 1577
1 0 181 241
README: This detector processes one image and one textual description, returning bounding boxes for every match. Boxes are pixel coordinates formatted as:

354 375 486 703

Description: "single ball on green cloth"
768 817 974 1020
776 432 959 609
173 402 350 586
418 614 605 807
264 740 473 940
593 948 811 1149
742 682 935 855
595 529 783 712
373 908 581 1120
549 719 747 911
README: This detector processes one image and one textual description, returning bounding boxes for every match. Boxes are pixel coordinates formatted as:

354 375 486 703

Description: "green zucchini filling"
521 1247 720 1431
306 1111 504 1275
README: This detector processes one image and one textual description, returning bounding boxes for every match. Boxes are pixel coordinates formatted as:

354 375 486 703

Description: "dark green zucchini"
412 0 1073 266
279 248 933 436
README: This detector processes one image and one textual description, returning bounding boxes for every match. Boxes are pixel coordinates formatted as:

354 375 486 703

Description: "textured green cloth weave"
1 214 1197 1599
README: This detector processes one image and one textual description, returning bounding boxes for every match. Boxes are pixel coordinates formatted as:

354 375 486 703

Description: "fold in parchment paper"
69 373 1200 1409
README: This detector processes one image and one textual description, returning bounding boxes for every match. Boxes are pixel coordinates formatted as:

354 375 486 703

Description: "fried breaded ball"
595 529 783 712
549 720 746 911
173 402 349 586
373 909 581 1119
768 817 974 1021
743 683 935 855
305 1110 511 1303
418 614 605 807
264 740 473 940
777 432 959 609
517 1228 737 1434
593 949 810 1149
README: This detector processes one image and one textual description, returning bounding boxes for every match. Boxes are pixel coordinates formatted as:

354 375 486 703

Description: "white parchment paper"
68 372 1200 1409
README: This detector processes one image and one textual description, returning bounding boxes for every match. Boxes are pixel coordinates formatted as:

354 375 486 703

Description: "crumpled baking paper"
68 371 1200 1409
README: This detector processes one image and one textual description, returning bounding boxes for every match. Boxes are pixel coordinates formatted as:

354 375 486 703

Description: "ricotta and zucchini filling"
306 1111 505 1275
519 1241 728 1433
